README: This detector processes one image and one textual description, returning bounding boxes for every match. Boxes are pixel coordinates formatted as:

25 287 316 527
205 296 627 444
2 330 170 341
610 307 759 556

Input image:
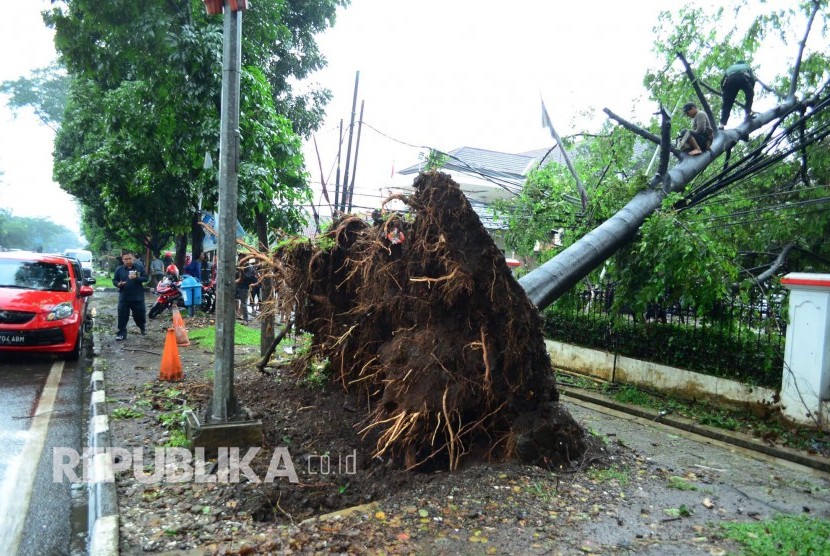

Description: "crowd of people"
112 249 261 340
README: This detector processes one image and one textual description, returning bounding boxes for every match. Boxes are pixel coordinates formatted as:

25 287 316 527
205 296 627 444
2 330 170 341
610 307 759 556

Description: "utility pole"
188 0 261 451
334 118 343 212
210 0 242 422
340 71 360 213
346 100 365 213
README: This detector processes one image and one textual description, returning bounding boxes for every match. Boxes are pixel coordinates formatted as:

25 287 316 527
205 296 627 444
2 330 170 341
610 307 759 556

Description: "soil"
91 290 830 556
91 173 828 555
274 172 593 472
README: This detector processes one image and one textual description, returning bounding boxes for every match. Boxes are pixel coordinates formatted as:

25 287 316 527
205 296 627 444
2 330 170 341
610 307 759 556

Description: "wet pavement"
562 394 830 554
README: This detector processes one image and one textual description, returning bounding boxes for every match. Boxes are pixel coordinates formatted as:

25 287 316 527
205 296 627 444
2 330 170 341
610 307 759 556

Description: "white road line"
0 360 66 554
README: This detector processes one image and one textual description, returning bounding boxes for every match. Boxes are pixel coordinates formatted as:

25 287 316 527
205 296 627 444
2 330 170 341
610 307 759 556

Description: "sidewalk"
85 290 830 555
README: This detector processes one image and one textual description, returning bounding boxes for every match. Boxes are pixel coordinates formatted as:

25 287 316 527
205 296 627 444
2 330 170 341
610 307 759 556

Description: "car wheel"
66 328 83 361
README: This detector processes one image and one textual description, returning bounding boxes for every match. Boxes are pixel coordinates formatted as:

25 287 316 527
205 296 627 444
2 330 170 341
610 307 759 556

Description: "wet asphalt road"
0 348 90 556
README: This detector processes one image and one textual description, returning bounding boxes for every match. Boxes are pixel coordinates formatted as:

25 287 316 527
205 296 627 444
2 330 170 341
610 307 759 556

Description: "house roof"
469 199 507 230
400 147 530 177
398 145 571 183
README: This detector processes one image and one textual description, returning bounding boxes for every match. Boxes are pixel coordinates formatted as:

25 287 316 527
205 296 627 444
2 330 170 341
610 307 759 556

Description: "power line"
697 205 830 230
686 194 830 222
681 93 830 209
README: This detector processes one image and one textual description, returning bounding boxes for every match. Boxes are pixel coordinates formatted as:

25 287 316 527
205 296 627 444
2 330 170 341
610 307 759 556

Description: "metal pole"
210 2 242 422
334 119 343 211
346 100 365 212
340 71 360 213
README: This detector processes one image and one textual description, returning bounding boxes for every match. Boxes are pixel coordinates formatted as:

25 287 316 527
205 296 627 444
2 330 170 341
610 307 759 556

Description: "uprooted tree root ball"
275 171 600 471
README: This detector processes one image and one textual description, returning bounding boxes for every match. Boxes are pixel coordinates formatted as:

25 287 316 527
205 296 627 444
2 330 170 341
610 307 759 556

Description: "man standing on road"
113 252 149 340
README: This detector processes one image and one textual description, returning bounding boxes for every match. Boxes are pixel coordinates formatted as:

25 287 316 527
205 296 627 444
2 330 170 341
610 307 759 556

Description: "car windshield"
0 260 71 292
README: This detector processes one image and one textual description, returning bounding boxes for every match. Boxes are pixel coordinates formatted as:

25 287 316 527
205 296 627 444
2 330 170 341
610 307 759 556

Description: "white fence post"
780 273 830 426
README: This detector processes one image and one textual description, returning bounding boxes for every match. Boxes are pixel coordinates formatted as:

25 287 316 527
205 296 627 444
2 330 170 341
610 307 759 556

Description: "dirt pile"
275 171 598 471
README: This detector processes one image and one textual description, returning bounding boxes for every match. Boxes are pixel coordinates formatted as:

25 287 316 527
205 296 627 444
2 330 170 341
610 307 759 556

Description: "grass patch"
587 465 629 486
561 378 830 455
111 407 143 419
721 514 830 555
609 385 653 406
165 429 190 448
526 480 558 502
188 323 260 349
303 356 332 389
667 476 697 491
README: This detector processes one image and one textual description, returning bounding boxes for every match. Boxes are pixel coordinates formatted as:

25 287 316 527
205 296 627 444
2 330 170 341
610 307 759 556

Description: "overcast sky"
0 0 798 236
304 0 680 212
0 0 80 237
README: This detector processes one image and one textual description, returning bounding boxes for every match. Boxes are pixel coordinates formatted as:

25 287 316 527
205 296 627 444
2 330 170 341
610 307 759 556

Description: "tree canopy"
501 0 830 315
0 209 80 252
40 0 347 255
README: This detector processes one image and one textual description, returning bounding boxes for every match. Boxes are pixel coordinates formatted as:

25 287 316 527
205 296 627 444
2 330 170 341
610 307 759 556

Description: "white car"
63 248 94 279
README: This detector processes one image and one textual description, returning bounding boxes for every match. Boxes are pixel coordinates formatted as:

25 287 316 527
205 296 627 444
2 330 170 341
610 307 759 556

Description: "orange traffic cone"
159 327 183 381
171 306 190 347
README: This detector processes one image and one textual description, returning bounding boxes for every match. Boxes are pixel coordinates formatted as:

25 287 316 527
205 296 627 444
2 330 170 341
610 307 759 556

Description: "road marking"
0 360 66 554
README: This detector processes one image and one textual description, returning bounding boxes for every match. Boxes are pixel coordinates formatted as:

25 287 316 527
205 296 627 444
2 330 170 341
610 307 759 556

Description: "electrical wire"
696 205 830 230
681 93 830 209
686 194 830 222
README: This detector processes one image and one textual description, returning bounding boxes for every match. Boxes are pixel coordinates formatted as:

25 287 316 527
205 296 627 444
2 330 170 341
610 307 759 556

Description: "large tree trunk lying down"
276 171 600 471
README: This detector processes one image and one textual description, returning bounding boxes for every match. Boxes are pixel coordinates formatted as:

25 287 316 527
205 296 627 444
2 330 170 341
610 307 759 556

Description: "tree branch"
676 52 715 122
543 117 589 213
603 108 682 159
754 243 795 285
788 0 821 100
676 51 717 134
658 105 671 181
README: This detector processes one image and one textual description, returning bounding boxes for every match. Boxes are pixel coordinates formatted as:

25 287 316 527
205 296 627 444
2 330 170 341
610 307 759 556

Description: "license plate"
0 334 25 344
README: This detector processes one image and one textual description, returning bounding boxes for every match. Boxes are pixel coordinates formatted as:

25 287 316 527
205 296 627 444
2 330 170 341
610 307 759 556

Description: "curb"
87 330 119 556
561 386 830 474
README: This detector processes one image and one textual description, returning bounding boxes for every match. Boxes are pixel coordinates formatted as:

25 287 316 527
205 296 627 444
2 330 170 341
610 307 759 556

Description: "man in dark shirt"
112 252 149 340
719 60 756 129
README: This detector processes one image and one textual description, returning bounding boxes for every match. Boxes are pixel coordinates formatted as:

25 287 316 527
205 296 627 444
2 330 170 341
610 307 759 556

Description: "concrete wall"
546 339 779 414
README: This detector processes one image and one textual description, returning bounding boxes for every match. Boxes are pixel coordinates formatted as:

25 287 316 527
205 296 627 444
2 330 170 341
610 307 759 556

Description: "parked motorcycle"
200 280 216 314
148 277 185 319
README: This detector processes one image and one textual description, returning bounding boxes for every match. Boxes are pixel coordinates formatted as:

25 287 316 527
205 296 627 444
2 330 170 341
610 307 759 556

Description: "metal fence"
544 284 787 387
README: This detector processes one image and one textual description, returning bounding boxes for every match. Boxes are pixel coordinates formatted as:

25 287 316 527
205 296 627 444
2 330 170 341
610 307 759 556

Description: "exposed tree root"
274 171 600 470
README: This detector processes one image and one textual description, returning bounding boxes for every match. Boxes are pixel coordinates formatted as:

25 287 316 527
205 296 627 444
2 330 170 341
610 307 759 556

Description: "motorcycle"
148 277 185 319
200 280 216 314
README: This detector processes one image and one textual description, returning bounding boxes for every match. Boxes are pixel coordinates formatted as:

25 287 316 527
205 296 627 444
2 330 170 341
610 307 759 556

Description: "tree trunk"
519 98 800 311
255 209 275 356
175 233 188 270
190 210 204 262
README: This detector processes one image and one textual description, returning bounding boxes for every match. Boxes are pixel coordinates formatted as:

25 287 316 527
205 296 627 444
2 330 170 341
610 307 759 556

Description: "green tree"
0 209 80 252
507 0 830 313
43 0 346 264
0 63 69 130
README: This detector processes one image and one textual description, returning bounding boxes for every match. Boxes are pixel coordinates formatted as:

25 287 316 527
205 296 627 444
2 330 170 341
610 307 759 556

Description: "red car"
0 251 95 359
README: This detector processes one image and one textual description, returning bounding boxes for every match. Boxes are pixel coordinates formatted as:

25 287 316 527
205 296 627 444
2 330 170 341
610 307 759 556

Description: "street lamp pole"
209 0 243 422
187 0 260 449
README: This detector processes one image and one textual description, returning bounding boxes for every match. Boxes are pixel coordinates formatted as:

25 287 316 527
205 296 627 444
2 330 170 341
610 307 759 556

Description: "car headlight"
48 302 75 321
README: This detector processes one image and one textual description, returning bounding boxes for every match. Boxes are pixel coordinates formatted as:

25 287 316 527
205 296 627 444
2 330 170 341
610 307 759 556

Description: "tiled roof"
400 147 534 177
469 200 507 230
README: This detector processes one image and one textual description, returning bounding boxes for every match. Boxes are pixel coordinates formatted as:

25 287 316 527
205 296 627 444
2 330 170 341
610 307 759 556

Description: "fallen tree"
520 0 829 310
274 172 600 471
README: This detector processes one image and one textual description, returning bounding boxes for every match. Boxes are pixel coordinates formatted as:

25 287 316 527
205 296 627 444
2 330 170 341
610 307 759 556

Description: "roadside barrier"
171 306 190 347
159 328 183 381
